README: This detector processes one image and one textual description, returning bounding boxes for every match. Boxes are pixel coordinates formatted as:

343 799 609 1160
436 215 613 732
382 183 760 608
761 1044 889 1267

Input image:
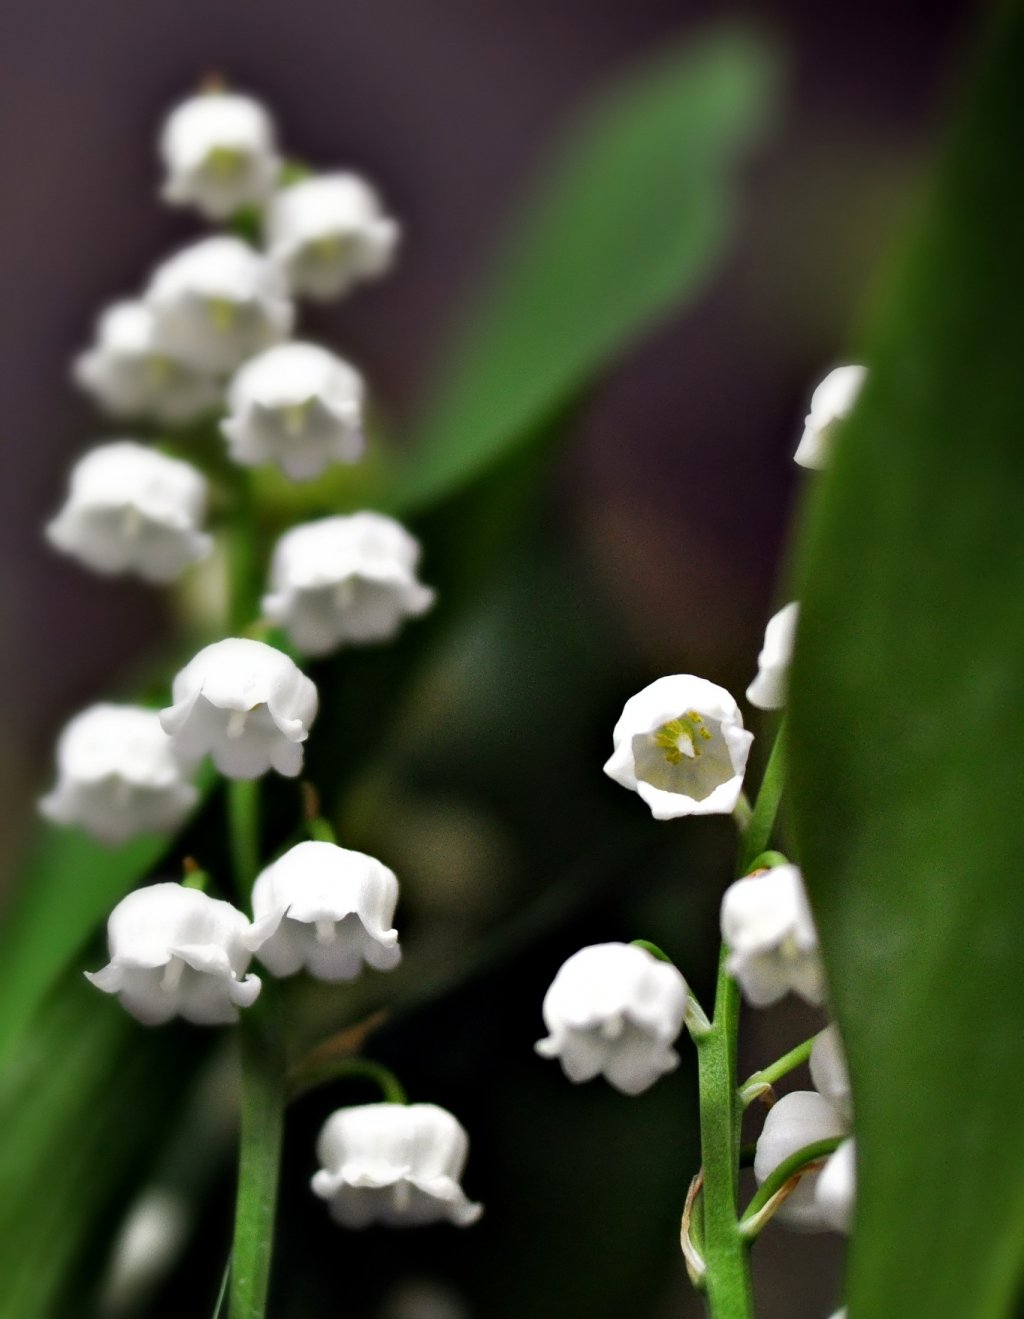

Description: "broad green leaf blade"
386 29 778 514
789 6 1024 1315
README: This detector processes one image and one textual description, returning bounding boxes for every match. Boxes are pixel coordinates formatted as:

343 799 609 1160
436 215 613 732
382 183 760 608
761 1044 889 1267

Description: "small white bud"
753 1090 848 1231
815 1138 856 1234
794 365 866 470
720 864 824 1008
46 441 212 583
810 1024 852 1123
746 602 799 711
311 1103 483 1228
160 90 280 220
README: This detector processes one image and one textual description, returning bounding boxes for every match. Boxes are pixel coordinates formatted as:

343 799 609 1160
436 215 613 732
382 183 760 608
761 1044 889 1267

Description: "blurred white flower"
86 882 263 1025
160 638 318 779
98 1188 189 1317
251 840 401 981
720 864 824 1008
262 513 435 655
752 1090 848 1231
535 942 689 1096
39 704 197 845
746 602 799 711
810 1024 852 1123
266 173 399 300
794 365 867 470
311 1103 482 1228
377 1279 467 1319
815 1138 856 1234
160 90 280 220
46 441 212 583
603 675 753 819
145 236 293 374
74 301 222 424
222 342 365 480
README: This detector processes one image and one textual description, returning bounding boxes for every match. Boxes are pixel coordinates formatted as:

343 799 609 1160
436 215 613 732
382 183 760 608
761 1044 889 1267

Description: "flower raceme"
262 513 435 656
311 1103 482 1229
720 863 824 1008
535 942 689 1096
222 341 366 481
160 638 318 779
39 703 197 845
793 364 867 470
159 89 281 220
251 841 402 982
47 441 213 583
746 601 799 711
604 675 753 820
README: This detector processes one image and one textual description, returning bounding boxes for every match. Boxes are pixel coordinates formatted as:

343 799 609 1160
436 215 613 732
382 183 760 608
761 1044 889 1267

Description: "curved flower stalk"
159 89 280 220
222 341 366 480
720 863 824 1007
311 1103 482 1228
262 512 435 654
746 602 799 711
266 173 400 300
793 365 867 470
86 882 265 1025
160 638 318 779
46 441 213 583
251 840 402 981
39 703 197 845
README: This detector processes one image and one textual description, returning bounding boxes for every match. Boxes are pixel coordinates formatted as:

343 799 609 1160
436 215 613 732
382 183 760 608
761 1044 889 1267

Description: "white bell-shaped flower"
160 638 318 779
266 173 399 301
85 882 263 1025
145 237 293 374
46 441 213 583
159 90 280 220
39 704 198 845
810 1024 852 1123
311 1102 482 1228
720 864 824 1007
73 301 222 424
752 1090 848 1231
222 342 366 481
535 943 689 1096
815 1138 856 1234
604 675 753 820
251 840 401 981
794 365 867 470
262 513 435 655
746 602 799 711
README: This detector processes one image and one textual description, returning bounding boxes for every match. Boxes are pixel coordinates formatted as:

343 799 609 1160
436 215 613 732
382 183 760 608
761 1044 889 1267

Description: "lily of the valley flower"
535 943 689 1096
262 513 435 655
604 675 753 820
810 1024 852 1123
145 236 293 374
746 602 799 711
86 883 263 1025
720 864 824 1007
251 840 401 981
46 441 212 583
74 301 222 424
752 1090 849 1231
311 1103 482 1228
794 365 867 470
815 1138 856 1234
160 638 318 779
160 90 280 220
266 173 400 301
39 703 197 845
222 342 365 480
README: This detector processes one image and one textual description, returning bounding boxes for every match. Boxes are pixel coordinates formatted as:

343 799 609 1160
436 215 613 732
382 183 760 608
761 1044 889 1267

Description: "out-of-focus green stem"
227 780 261 902
738 719 786 874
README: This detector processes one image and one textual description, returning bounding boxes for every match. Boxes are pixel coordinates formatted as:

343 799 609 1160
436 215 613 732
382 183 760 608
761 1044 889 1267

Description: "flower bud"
160 90 280 220
810 1024 852 1123
815 1138 856 1234
794 365 866 470
720 864 824 1007
746 602 799 711
752 1090 848 1231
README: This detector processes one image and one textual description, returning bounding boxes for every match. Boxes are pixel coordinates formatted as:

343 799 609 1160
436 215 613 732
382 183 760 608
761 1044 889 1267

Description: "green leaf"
789 6 1024 1315
386 28 779 515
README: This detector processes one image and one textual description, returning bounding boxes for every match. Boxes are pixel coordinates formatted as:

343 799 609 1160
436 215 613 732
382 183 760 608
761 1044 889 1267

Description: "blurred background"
0 1 977 1316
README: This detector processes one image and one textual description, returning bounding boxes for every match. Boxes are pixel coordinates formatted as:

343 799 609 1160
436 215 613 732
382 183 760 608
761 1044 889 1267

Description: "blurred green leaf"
789 5 1024 1315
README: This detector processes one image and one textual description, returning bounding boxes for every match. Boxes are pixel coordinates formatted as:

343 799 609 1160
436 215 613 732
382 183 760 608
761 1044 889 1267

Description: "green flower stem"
307 815 337 844
288 1056 409 1104
227 468 261 635
738 719 787 875
737 1137 843 1238
227 780 261 902
738 1034 817 1108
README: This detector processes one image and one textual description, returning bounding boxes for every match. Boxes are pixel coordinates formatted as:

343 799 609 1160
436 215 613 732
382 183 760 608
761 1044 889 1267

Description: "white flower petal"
160 91 280 220
746 602 799 711
753 1091 849 1231
794 365 866 470
721 865 824 1008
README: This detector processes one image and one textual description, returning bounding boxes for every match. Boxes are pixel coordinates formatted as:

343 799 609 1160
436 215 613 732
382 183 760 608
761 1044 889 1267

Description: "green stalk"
227 780 261 902
738 1034 817 1108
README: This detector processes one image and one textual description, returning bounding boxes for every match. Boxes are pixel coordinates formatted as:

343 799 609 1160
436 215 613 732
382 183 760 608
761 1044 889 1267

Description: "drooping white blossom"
794 365 867 470
73 301 222 424
46 441 213 583
746 602 799 711
262 513 435 655
86 882 263 1025
535 942 689 1096
39 704 198 845
159 90 280 220
752 1090 848 1231
815 1138 856 1234
160 638 318 779
251 840 401 981
311 1103 483 1229
266 173 399 301
145 236 293 374
810 1024 852 1123
222 342 365 480
720 864 824 1008
98 1189 189 1316
603 675 753 820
